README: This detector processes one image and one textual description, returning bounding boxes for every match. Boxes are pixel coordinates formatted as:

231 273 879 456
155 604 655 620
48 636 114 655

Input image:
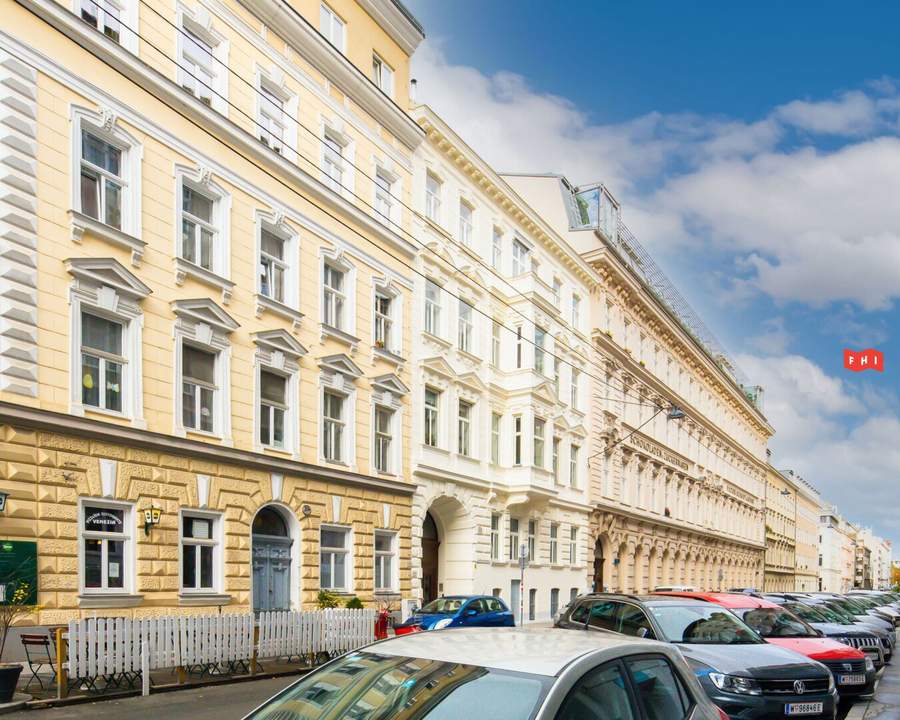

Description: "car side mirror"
637 627 652 639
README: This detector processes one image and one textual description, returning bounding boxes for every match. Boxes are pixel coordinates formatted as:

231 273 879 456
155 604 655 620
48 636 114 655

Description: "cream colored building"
793 475 821 592
0 0 427 622
506 175 770 593
764 463 796 592
819 505 856 592
857 528 892 589
408 108 595 622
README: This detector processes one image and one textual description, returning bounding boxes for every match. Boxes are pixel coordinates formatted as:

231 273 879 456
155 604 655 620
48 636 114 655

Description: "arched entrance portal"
252 506 293 612
422 512 440 604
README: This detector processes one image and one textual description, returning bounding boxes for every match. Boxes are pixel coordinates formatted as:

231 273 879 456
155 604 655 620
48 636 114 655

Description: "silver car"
243 627 726 720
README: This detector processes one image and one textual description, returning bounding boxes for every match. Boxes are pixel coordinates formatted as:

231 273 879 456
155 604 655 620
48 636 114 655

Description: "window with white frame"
81 500 132 593
491 320 501 367
533 417 545 468
259 85 286 153
458 199 473 246
549 523 559 564
374 405 394 473
491 412 501 464
79 129 125 230
179 28 217 107
424 387 439 447
552 437 560 483
322 263 346 330
80 0 123 43
552 278 561 308
571 294 581 328
182 344 217 433
512 238 529 275
372 54 394 96
527 519 536 562
322 390 346 462
320 2 345 52
181 512 219 592
320 526 350 590
374 530 396 591
550 588 560 617
490 513 500 560
424 280 441 336
457 399 472 457
425 172 441 222
554 361 560 398
259 369 287 449
180 183 219 272
492 227 503 270
515 326 523 368
570 444 580 488
80 311 125 413
259 228 287 304
570 368 580 410
534 326 547 375
323 131 344 193
458 300 474 353
513 415 522 465
569 526 578 564
374 168 393 220
508 518 519 560
374 293 393 351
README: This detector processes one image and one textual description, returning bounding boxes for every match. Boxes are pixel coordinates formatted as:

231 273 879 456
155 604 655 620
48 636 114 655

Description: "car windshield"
830 598 867 614
785 602 835 625
650 605 763 644
420 598 465 614
245 651 553 720
823 600 864 622
737 608 818 638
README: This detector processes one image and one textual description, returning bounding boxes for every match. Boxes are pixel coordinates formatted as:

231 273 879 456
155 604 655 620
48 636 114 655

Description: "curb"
0 694 32 716
843 666 885 720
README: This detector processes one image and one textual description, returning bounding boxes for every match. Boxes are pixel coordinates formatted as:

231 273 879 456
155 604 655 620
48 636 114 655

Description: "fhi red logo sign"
843 348 884 372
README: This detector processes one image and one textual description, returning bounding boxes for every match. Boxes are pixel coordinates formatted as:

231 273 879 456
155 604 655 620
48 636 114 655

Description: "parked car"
555 593 837 719
393 595 514 634
785 594 896 655
653 585 697 592
764 594 887 667
659 592 876 698
242 627 729 720
815 593 900 628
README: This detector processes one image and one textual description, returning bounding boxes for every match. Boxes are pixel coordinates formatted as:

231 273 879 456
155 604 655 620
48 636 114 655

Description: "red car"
656 592 877 698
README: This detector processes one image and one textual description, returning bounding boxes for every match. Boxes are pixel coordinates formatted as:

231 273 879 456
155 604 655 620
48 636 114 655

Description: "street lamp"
666 405 686 421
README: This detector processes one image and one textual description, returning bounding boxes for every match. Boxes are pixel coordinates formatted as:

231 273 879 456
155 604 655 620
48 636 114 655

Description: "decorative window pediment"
457 371 487 393
318 353 362 379
66 257 152 300
172 298 239 335
252 329 307 361
371 373 409 396
422 356 455 379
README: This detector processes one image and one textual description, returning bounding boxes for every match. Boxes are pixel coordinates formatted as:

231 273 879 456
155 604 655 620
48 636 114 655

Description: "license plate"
785 702 824 715
838 674 866 685
865 651 880 661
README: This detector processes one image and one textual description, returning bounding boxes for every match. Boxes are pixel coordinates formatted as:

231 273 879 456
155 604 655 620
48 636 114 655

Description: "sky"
406 0 900 550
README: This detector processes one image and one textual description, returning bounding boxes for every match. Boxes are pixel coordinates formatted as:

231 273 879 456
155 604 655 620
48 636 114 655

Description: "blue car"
394 595 515 633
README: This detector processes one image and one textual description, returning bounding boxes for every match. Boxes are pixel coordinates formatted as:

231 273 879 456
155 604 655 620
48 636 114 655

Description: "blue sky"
407 1 900 549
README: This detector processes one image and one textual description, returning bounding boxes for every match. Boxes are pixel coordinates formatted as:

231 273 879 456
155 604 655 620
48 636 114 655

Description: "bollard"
55 627 68 699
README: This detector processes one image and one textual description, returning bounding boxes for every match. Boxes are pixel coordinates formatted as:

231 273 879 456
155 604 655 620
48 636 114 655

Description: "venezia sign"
628 435 691 472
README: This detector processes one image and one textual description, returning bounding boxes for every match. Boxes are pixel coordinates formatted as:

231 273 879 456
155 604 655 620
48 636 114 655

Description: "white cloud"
747 317 792 355
775 91 878 135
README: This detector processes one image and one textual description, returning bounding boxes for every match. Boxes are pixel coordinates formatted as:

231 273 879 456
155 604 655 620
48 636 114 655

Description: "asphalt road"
2 676 298 720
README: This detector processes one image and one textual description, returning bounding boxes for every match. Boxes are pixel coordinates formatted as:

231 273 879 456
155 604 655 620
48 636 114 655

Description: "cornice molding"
356 0 424 54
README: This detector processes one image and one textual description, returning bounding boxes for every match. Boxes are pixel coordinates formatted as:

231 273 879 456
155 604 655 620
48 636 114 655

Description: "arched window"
253 506 288 537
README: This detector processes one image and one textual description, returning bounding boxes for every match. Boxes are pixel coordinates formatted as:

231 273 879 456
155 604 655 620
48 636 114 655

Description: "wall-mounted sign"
84 507 124 531
0 540 37 605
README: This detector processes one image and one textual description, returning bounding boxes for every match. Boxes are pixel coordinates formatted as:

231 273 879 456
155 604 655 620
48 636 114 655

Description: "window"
554 362 561 398
512 239 529 275
259 86 285 153
528 588 536 621
492 227 503 270
81 501 132 593
259 369 287 449
552 437 560 483
490 514 500 560
571 294 581 328
508 518 519 561
372 54 394 96
491 412 501 464
322 391 345 462
569 526 578 564
534 327 546 375
319 3 345 52
374 169 393 220
458 300 473 353
79 130 124 229
322 264 345 329
182 345 217 433
80 312 124 413
570 444 580 488
80 0 123 42
181 513 219 592
570 587 579 603
513 415 522 465
374 293 393 350
556 661 637 720
374 531 395 591
625 657 690 719
424 387 439 447
323 132 344 193
458 200 473 246
424 280 441 335
320 526 349 590
570 369 580 410
259 229 286 303
515 326 523 368
457 400 472 456
552 278 561 308
533 418 545 468
491 321 501 367
550 588 560 617
180 28 216 107
550 523 558 564
180 184 218 271
527 520 536 561
425 172 441 222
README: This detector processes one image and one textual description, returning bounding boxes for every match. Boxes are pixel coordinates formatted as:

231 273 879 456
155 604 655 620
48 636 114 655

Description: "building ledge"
320 323 360 351
78 593 144 609
178 592 232 606
69 210 145 266
255 294 304 330
175 257 235 305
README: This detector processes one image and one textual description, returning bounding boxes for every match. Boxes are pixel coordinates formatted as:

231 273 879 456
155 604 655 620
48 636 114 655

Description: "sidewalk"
844 654 900 720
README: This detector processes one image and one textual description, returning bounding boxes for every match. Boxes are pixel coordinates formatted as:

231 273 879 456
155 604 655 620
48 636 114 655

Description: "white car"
243 627 727 720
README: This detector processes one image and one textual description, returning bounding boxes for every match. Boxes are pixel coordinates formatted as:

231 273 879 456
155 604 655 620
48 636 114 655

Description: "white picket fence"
256 608 376 659
66 609 375 684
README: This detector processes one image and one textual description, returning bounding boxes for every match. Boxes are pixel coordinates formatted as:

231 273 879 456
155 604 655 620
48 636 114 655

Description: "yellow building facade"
763 464 797 592
0 0 425 622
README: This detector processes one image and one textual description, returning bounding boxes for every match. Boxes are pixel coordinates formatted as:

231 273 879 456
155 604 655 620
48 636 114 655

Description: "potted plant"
316 589 339 609
0 580 37 702
345 596 364 609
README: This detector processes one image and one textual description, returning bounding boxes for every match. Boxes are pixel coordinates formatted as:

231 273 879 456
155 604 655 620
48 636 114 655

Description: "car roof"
654 592 780 609
370 627 670 676
575 593 712 607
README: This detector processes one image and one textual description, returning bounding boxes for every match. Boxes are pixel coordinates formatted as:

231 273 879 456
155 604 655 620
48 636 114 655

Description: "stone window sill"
69 210 146 267
78 593 144 609
175 257 235 304
256 294 304 330
178 592 232 607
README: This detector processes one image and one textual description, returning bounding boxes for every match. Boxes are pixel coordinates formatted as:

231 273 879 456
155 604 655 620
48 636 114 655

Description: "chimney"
410 78 418 103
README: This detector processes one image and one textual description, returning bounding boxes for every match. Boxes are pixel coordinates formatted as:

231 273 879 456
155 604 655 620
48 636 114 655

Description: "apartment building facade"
763 464 797 592
819 506 857 592
0 0 426 623
408 108 596 622
793 475 821 592
505 175 771 594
